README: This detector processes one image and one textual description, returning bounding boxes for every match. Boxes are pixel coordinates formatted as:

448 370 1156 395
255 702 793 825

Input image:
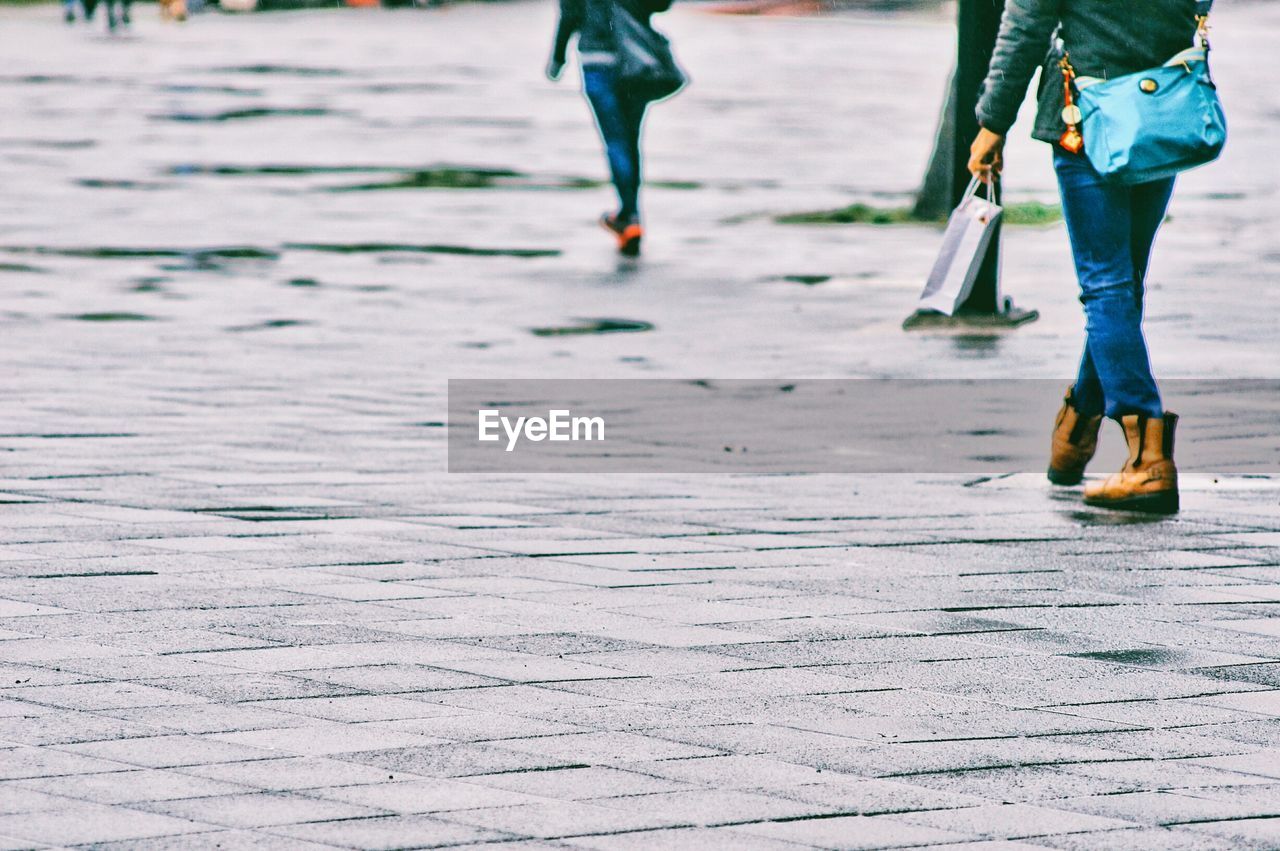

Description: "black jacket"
976 0 1200 143
552 0 672 66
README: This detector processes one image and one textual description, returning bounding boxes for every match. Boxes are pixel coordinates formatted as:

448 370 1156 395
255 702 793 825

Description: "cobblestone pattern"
1 1 1279 848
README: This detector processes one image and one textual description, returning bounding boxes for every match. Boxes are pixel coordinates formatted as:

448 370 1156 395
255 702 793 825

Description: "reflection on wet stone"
66 312 156 322
153 107 333 123
286 242 559 258
531 318 656 337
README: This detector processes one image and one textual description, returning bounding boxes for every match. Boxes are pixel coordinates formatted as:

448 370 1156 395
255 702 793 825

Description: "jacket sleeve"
975 0 1062 135
552 0 583 66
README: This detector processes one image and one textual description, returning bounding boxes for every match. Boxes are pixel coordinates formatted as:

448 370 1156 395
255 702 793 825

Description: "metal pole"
953 0 1003 314
904 0 1038 330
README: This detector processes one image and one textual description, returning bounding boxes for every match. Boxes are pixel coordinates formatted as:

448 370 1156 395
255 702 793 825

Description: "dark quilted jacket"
552 0 672 66
976 0 1202 142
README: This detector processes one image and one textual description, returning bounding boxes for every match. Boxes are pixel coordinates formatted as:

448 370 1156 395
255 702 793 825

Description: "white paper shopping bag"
915 178 1003 316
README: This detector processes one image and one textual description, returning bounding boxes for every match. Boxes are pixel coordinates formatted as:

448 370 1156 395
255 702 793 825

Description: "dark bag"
611 3 686 102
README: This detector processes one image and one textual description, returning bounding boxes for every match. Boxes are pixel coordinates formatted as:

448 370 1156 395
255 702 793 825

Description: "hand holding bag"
1064 1 1226 184
915 177 1003 317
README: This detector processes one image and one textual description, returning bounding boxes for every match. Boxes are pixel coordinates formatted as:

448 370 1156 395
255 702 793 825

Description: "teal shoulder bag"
1064 0 1226 185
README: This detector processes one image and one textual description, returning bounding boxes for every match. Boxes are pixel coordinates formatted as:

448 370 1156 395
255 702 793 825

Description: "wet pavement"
2 0 1280 848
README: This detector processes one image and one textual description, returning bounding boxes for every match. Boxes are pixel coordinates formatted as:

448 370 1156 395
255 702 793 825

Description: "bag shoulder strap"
1195 0 1213 50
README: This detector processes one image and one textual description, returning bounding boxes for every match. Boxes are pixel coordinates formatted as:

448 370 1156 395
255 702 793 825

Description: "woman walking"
968 0 1213 514
547 0 676 257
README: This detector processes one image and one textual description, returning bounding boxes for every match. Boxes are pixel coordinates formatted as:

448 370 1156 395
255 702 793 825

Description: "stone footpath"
1 1 1279 848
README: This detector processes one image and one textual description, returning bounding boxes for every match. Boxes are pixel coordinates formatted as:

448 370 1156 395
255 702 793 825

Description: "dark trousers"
1054 148 1175 420
583 65 648 224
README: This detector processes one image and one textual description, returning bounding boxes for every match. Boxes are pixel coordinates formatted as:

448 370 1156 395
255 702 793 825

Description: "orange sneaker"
601 214 642 257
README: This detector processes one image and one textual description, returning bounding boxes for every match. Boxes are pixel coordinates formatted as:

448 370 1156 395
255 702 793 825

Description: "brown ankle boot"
1048 385 1102 485
1084 413 1179 514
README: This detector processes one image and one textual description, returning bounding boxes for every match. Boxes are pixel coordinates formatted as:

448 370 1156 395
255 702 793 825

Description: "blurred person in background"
547 0 677 257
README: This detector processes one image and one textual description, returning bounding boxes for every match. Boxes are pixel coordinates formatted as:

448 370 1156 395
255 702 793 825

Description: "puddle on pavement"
376 256 433 266
286 242 560 259
31 570 158 579
158 164 697 194
227 319 312 332
775 274 831 286
158 83 264 96
327 168 598 193
210 64 347 77
0 138 95 150
356 82 455 94
0 431 136 438
0 74 81 85
11 245 279 261
1070 648 1182 667
66 312 156 322
950 335 1003 357
532 318 655 336
153 107 332 123
130 277 169 292
77 179 171 191
166 164 403 177
8 246 279 273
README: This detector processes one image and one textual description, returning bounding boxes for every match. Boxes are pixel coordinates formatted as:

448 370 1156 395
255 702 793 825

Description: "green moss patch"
777 200 1062 227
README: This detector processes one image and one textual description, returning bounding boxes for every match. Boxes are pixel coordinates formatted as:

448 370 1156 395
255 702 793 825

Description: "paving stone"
0 1 1278 847
210 723 448 756
1021 827 1243 850
311 778 545 815
892 765 1133 805
95 702 313 735
774 776 992 814
0 785 74 816
138 673 363 703
595 788 834 825
338 743 587 778
1184 749 1280 779
1053 789 1280 827
0 746 134 781
0 707 159 747
86 829 347 850
288 665 505 695
558 825 815 850
16 768 254 805
892 802 1137 840
0 802 213 845
267 814 519 849
736 813 975 848
242 694 471 724
56 734 277 769
498 731 722 765
468 766 691 801
136 791 384 829
442 801 679 839
177 755 425 791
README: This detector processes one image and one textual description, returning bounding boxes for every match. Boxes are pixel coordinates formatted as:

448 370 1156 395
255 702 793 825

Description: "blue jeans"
1054 148 1175 420
583 66 647 223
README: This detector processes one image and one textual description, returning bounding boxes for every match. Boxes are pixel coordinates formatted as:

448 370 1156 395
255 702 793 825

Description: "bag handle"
964 175 1000 205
